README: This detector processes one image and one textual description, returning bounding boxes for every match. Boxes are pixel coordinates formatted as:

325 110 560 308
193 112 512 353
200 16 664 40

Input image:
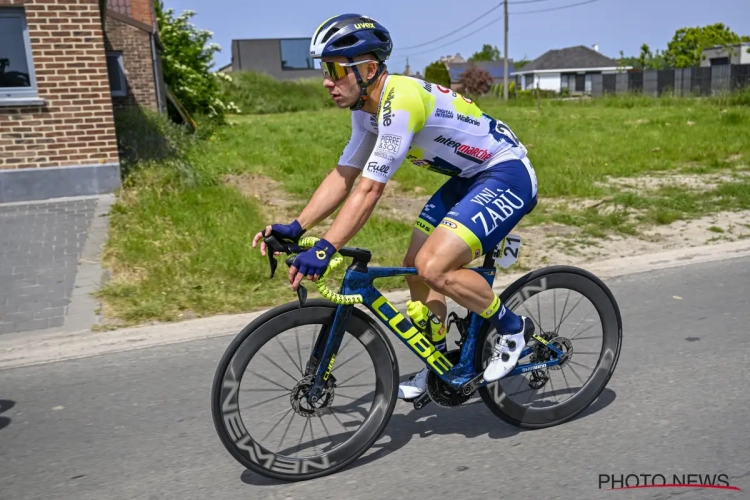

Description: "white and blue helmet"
310 14 393 62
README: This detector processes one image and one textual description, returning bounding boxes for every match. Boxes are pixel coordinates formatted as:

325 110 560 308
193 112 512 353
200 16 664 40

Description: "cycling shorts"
414 156 538 259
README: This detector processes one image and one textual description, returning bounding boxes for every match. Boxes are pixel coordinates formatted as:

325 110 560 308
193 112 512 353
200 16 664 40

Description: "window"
106 52 127 97
0 8 39 100
279 38 320 71
524 74 534 90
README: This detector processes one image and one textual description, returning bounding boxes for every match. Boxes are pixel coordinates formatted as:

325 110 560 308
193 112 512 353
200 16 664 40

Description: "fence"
590 63 750 97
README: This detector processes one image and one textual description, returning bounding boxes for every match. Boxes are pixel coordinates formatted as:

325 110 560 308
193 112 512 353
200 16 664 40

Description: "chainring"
426 349 473 407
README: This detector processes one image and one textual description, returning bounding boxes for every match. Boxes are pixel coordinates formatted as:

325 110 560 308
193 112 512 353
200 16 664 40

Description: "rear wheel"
211 300 399 481
476 266 622 429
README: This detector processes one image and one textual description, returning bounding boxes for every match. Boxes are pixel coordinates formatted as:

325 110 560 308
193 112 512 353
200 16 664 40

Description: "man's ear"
368 61 379 80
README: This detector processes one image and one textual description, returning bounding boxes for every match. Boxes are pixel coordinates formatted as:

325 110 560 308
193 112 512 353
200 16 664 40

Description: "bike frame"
305 251 566 401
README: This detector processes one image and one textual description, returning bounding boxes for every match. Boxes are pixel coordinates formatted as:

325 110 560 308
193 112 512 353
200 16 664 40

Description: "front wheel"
476 265 623 429
211 299 399 481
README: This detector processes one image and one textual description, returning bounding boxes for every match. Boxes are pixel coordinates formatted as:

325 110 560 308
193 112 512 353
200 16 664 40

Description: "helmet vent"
321 27 339 44
373 31 389 42
331 34 359 48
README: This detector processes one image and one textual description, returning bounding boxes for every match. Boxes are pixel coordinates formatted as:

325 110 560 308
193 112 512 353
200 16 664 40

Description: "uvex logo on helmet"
381 87 395 126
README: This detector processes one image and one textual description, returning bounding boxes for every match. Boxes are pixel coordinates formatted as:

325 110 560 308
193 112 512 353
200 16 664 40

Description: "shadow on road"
239 383 616 486
0 399 15 430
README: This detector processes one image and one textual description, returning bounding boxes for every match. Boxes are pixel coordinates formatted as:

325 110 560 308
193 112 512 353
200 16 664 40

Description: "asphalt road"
2 256 749 500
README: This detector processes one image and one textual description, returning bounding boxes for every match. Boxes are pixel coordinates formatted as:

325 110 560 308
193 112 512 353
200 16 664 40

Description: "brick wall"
0 0 120 171
128 0 152 27
103 14 158 112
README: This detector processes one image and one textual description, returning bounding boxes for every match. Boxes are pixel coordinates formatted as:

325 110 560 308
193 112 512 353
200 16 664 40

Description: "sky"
163 0 750 74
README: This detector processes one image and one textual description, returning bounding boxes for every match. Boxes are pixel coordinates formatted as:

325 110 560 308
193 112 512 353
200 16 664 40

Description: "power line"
395 3 503 51
395 0 557 53
394 0 602 60
510 0 600 14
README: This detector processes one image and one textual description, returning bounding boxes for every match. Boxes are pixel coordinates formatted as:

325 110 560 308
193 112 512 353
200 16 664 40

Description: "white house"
700 42 750 67
512 45 630 94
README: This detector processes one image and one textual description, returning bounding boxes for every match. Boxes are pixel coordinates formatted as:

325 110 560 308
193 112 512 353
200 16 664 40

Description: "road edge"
3 238 750 370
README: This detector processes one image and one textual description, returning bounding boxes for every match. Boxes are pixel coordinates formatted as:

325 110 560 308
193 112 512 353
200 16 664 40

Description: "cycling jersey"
338 74 535 194
337 74 538 258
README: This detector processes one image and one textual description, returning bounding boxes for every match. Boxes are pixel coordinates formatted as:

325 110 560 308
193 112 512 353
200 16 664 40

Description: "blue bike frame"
306 260 566 400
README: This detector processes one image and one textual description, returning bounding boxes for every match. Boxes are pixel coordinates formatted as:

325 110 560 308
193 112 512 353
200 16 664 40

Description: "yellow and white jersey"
338 74 529 183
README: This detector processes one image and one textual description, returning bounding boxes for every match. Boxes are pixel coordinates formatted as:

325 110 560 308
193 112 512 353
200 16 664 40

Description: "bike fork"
307 304 353 403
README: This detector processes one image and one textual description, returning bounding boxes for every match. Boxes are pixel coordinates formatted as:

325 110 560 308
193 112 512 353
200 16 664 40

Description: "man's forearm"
322 183 382 250
296 167 357 229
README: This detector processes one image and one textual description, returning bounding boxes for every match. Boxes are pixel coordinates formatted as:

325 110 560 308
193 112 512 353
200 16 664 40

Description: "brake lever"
263 234 288 279
284 255 308 308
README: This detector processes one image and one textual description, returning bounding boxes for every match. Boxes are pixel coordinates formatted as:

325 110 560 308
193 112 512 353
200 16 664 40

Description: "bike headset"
309 14 393 111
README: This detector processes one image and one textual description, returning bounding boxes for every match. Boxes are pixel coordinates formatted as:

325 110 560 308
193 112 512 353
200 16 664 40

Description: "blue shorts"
415 157 538 259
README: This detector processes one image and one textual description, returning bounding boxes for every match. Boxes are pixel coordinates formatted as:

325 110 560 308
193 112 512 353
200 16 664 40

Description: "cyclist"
253 13 538 400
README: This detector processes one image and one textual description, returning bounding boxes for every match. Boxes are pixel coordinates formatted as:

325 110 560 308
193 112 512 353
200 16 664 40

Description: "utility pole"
503 0 509 101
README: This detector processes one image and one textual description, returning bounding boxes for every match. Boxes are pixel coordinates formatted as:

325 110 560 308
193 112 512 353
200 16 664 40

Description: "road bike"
211 232 622 481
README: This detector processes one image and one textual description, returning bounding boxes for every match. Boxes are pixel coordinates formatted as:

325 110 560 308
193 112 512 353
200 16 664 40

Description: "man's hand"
288 238 336 291
252 220 305 256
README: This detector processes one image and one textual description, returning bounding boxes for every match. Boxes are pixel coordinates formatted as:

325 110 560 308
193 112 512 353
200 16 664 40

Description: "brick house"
0 0 166 203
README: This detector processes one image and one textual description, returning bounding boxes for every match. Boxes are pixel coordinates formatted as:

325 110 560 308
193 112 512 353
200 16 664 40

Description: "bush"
424 61 451 88
459 64 494 96
155 2 239 119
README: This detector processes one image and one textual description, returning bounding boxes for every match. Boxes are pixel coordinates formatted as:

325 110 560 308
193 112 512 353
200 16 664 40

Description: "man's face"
320 56 376 108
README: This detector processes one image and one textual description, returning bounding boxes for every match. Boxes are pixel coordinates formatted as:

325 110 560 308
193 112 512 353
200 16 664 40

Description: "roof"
449 61 515 82
514 45 619 73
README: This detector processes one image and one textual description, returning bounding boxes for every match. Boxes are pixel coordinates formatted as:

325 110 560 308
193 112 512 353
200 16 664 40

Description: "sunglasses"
321 60 379 81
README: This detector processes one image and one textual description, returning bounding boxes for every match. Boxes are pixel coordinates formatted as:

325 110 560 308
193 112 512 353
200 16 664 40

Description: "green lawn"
96 94 750 327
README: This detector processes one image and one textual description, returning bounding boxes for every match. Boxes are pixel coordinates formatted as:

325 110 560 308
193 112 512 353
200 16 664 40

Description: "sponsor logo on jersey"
366 161 390 176
435 108 454 119
469 187 526 237
369 115 379 130
433 135 493 163
374 151 395 161
423 82 433 93
441 219 458 229
436 85 456 97
381 87 395 126
457 113 480 126
377 134 401 155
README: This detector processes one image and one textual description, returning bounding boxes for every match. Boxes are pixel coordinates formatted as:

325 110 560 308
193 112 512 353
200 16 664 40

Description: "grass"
97 88 750 327
219 71 336 115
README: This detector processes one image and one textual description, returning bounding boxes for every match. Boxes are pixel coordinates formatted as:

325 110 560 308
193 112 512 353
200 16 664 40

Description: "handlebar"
263 234 364 306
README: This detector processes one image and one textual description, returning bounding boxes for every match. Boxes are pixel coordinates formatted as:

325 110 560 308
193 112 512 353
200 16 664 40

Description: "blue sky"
165 0 750 73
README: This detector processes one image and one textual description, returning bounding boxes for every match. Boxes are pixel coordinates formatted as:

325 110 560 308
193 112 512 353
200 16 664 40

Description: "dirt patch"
378 179 431 222
513 210 750 271
224 173 301 221
595 169 750 194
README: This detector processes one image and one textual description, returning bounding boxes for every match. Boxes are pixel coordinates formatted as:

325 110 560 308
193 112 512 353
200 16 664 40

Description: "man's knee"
415 250 447 290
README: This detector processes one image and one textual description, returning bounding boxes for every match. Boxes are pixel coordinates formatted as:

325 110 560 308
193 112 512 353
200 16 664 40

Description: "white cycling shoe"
483 317 535 383
398 368 429 400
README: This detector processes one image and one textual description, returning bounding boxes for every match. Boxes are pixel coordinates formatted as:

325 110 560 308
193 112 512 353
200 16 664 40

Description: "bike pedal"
413 392 432 410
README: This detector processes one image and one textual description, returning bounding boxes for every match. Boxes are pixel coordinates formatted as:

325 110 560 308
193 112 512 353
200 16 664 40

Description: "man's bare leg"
414 226 532 383
403 229 447 323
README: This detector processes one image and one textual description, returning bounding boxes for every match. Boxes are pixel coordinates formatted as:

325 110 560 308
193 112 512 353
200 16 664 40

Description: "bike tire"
476 265 623 429
211 299 399 481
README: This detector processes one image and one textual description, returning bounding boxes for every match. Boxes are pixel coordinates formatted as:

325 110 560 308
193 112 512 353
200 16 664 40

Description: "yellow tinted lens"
322 62 347 80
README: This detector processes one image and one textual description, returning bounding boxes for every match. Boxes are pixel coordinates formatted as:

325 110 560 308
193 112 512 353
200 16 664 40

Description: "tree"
459 64 494 96
664 23 745 68
154 1 238 119
469 44 501 62
424 61 451 88
514 56 531 70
